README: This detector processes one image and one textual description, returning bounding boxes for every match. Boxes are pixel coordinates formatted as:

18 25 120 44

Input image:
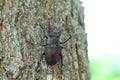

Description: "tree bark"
0 0 90 80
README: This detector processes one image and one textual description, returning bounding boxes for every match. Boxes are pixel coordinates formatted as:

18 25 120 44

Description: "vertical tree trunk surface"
0 0 90 80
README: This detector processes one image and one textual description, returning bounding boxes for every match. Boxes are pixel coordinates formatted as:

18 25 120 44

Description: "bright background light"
81 0 120 59
81 0 120 80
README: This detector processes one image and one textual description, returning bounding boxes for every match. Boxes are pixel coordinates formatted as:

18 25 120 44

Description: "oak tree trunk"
0 0 90 80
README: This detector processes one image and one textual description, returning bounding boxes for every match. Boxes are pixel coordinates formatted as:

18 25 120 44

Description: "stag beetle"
36 18 71 67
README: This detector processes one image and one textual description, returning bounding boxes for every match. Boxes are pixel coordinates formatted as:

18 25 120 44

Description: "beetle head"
47 18 63 37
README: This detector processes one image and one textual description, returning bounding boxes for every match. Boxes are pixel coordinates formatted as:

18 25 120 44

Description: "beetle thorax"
47 37 59 45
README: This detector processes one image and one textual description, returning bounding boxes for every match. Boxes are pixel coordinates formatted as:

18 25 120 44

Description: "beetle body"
45 28 62 65
40 19 71 66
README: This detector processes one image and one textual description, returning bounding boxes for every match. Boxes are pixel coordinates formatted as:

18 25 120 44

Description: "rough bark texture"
0 0 90 80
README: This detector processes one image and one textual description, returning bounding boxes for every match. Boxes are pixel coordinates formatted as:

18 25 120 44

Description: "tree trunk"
0 0 90 80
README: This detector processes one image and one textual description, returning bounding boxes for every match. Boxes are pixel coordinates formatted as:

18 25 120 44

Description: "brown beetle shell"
45 46 62 66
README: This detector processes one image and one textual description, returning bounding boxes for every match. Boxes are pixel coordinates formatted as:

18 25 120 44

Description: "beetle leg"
39 26 48 39
35 52 45 72
60 46 63 73
39 52 45 64
59 54 63 65
60 36 71 44
59 52 63 74
37 43 47 46
35 60 40 72
35 20 48 39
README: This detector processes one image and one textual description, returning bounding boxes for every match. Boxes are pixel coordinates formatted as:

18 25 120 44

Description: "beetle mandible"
39 18 71 66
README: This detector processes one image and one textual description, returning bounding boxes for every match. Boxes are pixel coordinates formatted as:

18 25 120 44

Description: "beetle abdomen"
45 46 61 66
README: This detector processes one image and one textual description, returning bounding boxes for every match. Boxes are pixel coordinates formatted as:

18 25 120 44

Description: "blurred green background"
89 53 120 80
